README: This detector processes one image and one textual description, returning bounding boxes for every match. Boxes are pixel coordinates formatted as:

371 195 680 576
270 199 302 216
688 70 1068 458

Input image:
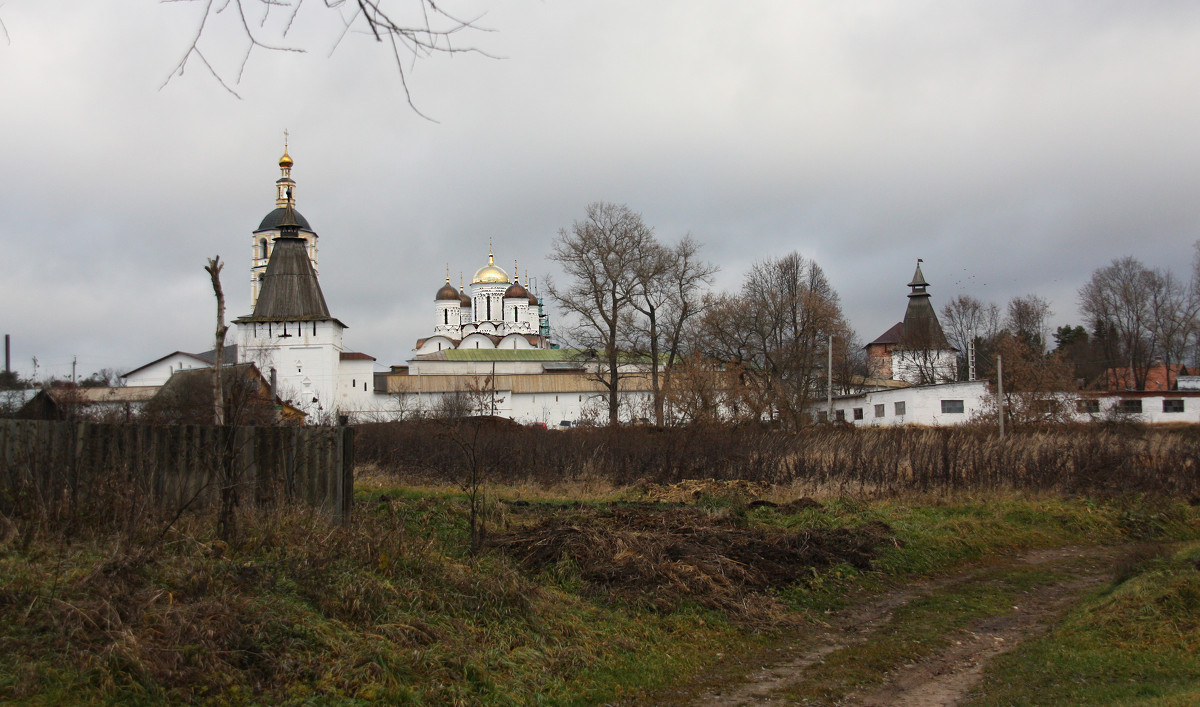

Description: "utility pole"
827 333 834 422
72 356 77 385
968 328 976 382
997 353 1005 439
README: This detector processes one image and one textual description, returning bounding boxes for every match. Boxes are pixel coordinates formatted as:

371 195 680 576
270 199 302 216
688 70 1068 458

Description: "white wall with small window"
818 381 990 427
819 383 1200 428
1072 393 1200 423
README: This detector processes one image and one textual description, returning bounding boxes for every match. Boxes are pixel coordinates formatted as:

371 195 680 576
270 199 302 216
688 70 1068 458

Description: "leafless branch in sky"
161 0 491 112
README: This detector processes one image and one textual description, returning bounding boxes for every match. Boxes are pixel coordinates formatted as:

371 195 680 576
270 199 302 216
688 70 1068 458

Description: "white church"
125 146 380 420
415 251 553 355
123 145 649 424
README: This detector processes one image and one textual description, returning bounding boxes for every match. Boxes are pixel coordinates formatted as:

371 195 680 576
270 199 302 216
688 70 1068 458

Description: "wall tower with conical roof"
251 138 319 308
865 261 958 385
236 202 348 416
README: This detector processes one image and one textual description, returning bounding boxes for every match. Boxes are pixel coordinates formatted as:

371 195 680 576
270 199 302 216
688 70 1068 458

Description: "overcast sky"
2 1 1199 381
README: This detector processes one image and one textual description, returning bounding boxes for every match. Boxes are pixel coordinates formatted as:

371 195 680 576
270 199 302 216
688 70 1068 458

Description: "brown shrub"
356 421 1200 497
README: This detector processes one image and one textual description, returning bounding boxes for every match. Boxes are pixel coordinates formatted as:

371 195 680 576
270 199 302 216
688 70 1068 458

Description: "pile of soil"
639 479 773 503
486 506 895 622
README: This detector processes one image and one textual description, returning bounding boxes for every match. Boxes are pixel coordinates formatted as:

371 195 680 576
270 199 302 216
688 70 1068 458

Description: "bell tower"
251 133 319 307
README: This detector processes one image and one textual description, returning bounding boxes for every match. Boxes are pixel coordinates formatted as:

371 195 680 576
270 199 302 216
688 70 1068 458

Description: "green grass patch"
965 542 1200 706
761 494 1199 614
775 560 1084 705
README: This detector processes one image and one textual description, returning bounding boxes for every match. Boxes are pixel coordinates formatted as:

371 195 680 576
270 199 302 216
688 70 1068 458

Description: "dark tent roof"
868 321 905 346
237 230 335 323
865 263 955 352
899 262 951 350
899 293 952 350
195 344 238 366
256 207 314 233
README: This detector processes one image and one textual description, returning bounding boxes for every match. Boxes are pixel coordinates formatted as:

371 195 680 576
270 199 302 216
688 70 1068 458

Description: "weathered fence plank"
0 420 353 522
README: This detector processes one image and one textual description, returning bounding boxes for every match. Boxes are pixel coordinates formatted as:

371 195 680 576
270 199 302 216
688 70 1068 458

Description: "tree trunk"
205 256 236 541
204 257 228 426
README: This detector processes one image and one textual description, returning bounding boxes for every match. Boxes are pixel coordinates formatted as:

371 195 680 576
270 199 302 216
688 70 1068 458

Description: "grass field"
2 462 1198 705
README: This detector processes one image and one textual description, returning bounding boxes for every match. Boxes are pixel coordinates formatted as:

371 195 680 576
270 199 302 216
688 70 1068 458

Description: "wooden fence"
0 420 355 522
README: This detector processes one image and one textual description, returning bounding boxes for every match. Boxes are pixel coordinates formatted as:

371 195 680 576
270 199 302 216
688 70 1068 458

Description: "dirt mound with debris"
639 479 773 503
487 506 895 623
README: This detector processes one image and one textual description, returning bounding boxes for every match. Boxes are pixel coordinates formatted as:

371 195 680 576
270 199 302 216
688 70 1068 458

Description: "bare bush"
356 420 1200 498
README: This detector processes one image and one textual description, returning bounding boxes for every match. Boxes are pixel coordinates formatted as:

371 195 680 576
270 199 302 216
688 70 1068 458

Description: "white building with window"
817 380 991 427
381 349 655 425
234 166 378 420
813 382 1200 427
127 147 381 422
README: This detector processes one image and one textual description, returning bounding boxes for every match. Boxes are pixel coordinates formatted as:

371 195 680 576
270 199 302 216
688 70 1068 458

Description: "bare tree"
204 256 228 426
547 202 656 426
940 294 1001 380
831 331 869 394
1149 267 1200 387
987 333 1078 425
661 352 731 425
1006 294 1053 352
204 255 237 542
1079 256 1158 390
624 234 716 425
622 240 672 424
696 292 772 423
77 368 124 388
164 0 490 114
700 252 848 429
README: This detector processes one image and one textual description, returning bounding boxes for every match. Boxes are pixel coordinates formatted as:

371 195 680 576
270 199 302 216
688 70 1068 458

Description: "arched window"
260 239 268 260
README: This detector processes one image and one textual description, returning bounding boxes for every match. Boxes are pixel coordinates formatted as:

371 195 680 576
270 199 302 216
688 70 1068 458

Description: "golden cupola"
472 246 510 284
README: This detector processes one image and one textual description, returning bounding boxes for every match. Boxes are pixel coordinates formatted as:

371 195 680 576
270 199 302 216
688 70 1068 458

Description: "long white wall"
821 381 991 427
371 388 652 425
819 382 1200 427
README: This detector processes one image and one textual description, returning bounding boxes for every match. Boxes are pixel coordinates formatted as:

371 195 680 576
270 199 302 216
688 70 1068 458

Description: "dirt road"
684 546 1119 707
